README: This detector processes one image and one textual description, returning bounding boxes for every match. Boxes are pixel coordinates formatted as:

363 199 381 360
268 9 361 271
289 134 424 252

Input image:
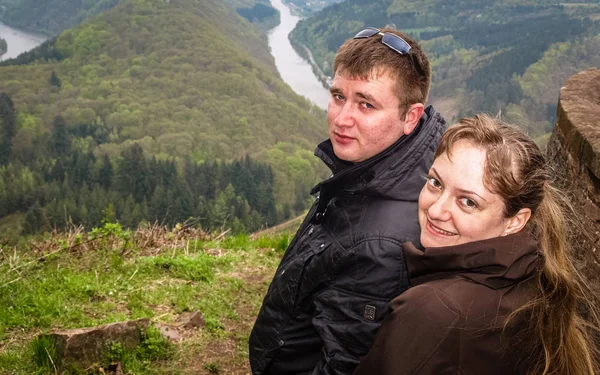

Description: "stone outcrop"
45 318 150 371
41 311 206 372
546 67 600 291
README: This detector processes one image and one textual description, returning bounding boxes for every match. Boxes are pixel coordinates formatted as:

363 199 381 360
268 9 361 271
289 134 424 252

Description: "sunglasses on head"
353 27 412 55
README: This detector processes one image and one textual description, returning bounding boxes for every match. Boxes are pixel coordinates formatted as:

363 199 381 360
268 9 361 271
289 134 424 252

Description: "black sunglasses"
353 27 412 55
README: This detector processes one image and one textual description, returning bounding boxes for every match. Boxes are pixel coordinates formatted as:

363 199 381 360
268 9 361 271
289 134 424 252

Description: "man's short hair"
333 27 431 117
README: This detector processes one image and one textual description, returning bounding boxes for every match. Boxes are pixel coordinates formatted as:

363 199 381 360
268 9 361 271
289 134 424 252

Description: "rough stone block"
176 310 205 329
44 318 150 371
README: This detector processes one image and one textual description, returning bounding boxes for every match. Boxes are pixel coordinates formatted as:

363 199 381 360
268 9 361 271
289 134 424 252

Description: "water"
0 8 330 110
0 22 48 61
267 0 331 110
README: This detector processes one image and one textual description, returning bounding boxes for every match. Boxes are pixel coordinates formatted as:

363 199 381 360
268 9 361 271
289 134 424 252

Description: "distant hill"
0 0 119 35
290 0 600 141
0 0 327 239
0 0 279 35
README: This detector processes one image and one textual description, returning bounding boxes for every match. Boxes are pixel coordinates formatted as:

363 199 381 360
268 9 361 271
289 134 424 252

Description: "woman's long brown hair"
437 114 600 375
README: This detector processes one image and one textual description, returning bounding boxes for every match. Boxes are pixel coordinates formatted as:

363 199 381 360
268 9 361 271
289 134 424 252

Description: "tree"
52 116 70 155
22 201 46 234
49 71 62 88
96 154 113 190
114 143 151 202
0 93 16 164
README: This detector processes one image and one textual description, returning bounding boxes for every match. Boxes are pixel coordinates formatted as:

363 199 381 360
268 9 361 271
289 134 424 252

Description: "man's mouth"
334 133 354 144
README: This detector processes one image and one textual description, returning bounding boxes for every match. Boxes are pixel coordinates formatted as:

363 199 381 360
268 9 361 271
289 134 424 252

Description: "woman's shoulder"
396 276 534 328
389 280 463 325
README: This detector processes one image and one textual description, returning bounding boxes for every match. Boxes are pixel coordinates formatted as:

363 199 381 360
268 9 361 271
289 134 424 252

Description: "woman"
354 114 599 375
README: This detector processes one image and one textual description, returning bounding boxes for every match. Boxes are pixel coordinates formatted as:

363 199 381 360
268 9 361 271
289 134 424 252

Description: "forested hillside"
290 0 600 142
0 0 327 240
0 0 119 35
0 0 278 35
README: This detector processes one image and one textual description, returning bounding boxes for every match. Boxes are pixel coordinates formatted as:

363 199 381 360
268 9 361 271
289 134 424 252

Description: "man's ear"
502 208 532 236
402 103 425 135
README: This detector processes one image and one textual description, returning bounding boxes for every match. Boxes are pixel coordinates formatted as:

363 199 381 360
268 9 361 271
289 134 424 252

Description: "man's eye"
460 197 478 209
427 177 441 189
361 102 374 109
333 93 344 101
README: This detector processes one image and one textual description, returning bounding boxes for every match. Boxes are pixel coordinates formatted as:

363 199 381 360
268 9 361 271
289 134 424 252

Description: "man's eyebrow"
329 86 342 95
356 91 380 106
431 167 488 202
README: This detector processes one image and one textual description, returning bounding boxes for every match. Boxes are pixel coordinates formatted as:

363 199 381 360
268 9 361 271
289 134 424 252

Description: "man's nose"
427 193 452 221
334 103 354 128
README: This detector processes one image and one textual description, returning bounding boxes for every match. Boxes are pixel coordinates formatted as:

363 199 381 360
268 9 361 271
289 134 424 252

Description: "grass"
0 222 291 374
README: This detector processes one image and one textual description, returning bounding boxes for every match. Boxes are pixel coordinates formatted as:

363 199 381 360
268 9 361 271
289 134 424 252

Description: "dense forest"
285 0 344 17
0 0 328 241
290 0 600 142
236 1 280 30
0 0 279 35
0 94 280 235
0 0 120 35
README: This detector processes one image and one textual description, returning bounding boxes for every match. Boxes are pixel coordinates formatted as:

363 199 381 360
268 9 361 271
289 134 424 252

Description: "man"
249 27 446 375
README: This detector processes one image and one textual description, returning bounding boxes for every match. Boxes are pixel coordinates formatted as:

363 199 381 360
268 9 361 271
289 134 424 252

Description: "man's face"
327 70 406 163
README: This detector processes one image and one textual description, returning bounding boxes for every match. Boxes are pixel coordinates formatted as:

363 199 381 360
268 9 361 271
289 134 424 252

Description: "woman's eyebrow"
431 167 488 202
456 187 487 202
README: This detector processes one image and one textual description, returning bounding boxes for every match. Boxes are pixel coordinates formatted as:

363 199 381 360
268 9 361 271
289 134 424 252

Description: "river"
0 22 48 61
0 7 328 110
267 0 330 110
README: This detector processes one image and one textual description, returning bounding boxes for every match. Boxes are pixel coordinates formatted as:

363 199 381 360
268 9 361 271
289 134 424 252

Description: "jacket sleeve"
353 284 462 375
308 238 412 375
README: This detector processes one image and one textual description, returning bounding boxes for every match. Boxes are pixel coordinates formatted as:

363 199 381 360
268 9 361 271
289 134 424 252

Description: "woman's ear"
502 208 532 236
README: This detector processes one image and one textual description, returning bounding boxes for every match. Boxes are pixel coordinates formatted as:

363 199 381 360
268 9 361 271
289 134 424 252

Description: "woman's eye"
427 177 441 189
460 197 478 209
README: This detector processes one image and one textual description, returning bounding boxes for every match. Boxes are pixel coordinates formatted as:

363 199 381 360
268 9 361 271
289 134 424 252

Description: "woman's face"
418 141 512 248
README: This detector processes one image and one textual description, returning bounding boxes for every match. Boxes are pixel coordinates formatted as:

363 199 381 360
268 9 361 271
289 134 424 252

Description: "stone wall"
546 67 600 290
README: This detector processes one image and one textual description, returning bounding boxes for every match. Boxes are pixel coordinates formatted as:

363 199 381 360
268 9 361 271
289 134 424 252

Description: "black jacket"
354 231 542 375
249 106 446 375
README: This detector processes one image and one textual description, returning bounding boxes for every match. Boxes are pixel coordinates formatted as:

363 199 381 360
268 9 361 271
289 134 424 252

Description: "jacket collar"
404 230 543 290
312 105 445 200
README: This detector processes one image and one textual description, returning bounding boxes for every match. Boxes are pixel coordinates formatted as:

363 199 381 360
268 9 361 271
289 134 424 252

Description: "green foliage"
236 2 280 30
136 325 173 361
254 232 291 253
0 0 327 235
204 361 221 373
105 340 126 364
49 70 62 88
140 253 229 282
31 335 58 371
0 228 290 373
101 326 173 372
290 0 600 138
0 0 120 35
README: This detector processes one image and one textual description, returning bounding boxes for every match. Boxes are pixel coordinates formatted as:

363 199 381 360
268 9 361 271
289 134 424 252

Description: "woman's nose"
427 193 452 221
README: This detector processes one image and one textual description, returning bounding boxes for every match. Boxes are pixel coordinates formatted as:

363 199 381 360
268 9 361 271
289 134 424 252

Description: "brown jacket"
354 231 543 375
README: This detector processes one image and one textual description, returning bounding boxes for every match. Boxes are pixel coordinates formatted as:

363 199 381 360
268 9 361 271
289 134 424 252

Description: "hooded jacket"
354 231 543 375
249 106 446 375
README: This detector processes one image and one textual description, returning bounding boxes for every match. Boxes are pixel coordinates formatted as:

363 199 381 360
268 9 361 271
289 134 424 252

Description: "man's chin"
332 146 357 163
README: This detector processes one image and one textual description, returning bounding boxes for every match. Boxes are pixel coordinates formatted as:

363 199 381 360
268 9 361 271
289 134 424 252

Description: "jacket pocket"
277 239 332 313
